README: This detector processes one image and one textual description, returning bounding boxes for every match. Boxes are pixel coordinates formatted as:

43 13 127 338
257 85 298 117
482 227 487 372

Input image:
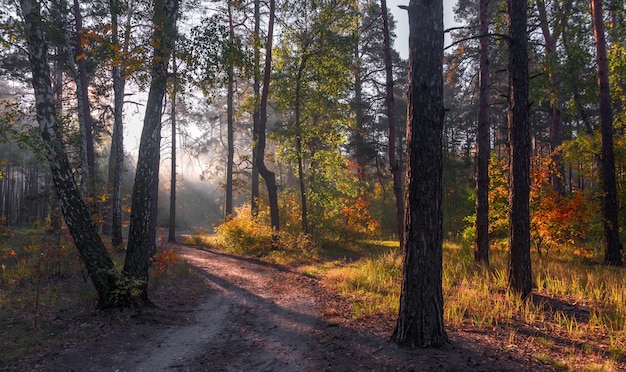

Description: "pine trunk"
123 0 179 303
475 0 491 266
507 0 532 297
591 0 622 266
392 0 448 348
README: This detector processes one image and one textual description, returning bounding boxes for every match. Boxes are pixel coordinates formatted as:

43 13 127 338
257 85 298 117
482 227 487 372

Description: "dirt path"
40 245 552 371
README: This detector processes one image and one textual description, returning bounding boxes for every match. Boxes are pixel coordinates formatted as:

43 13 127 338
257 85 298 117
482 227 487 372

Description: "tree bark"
507 0 532 297
257 0 280 244
474 0 491 266
591 0 622 266
20 0 118 309
381 0 404 247
392 0 448 348
123 0 179 302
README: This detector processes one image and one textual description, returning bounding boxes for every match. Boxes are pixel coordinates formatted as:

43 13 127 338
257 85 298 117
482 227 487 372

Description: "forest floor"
12 243 562 371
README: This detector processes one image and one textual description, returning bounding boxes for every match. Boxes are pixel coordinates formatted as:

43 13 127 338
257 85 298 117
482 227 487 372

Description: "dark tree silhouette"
506 0 532 297
392 0 448 348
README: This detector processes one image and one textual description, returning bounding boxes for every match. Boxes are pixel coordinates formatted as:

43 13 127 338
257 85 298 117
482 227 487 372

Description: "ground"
11 244 556 371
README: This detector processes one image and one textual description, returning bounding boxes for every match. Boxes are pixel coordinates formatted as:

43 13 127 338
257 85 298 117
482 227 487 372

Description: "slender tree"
20 0 118 308
474 0 491 266
225 0 235 219
507 0 532 297
381 0 403 246
392 0 448 348
591 0 622 266
251 0 260 216
168 51 177 243
123 0 179 302
257 0 280 242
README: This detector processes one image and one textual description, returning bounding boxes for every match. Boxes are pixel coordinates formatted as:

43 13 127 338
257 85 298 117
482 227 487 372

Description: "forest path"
41 244 551 371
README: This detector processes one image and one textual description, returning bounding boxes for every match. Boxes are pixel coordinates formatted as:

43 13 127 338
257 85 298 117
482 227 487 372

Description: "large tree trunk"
392 0 448 348
257 0 280 243
123 0 179 303
591 0 622 266
507 0 532 297
474 0 491 266
20 0 118 309
381 0 404 247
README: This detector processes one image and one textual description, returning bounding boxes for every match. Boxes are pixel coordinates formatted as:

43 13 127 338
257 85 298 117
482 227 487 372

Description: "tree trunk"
20 0 118 309
536 0 565 196
591 0 622 266
251 0 260 217
507 0 532 297
72 0 96 199
392 0 448 348
257 0 280 244
123 0 179 303
168 52 177 243
104 0 129 248
474 0 491 266
225 0 235 220
381 0 404 247
295 57 308 233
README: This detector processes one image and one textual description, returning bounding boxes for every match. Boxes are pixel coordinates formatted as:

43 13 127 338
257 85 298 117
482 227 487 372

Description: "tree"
168 50 178 242
19 0 119 308
392 0 448 348
474 0 491 266
123 0 179 302
257 0 279 242
591 0 622 266
381 0 403 246
506 0 532 297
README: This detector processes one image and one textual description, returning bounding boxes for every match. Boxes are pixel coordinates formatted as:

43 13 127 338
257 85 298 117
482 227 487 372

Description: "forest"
1 0 626 369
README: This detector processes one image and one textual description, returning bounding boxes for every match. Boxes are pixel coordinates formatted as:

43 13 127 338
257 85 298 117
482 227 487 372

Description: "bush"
215 205 274 256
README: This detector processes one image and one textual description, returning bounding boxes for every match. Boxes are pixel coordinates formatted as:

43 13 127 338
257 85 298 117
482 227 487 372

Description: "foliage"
215 204 275 256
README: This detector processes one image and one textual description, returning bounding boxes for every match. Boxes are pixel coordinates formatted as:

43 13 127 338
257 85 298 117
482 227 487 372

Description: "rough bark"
475 0 491 266
591 0 622 266
20 0 118 309
123 0 179 301
257 0 280 243
381 0 404 247
392 0 448 348
507 0 532 297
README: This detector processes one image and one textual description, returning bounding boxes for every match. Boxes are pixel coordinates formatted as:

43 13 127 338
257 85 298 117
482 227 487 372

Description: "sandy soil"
34 245 554 371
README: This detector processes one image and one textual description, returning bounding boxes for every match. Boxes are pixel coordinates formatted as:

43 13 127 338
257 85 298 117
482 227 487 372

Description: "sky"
387 0 461 59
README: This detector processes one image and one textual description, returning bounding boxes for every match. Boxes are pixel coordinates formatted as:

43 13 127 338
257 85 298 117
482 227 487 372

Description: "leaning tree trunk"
257 0 280 244
123 0 179 304
474 0 491 266
507 0 532 297
392 0 448 348
381 0 404 248
591 0 622 266
20 0 118 309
